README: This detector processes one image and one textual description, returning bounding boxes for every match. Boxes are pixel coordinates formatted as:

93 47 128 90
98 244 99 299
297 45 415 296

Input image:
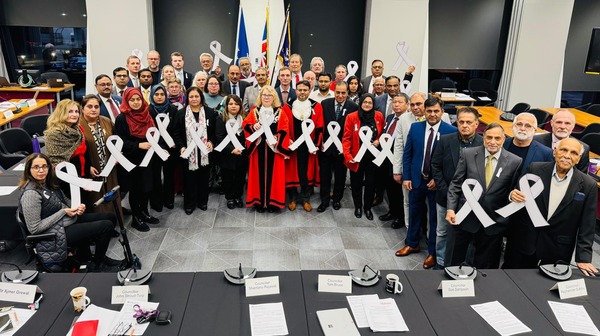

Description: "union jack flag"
259 7 268 68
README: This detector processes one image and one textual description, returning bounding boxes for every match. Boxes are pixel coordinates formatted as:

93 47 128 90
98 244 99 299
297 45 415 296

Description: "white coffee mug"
70 287 91 312
385 273 403 294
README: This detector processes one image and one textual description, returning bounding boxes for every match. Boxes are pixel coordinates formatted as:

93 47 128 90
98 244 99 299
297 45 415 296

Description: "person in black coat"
173 86 216 215
215 95 247 209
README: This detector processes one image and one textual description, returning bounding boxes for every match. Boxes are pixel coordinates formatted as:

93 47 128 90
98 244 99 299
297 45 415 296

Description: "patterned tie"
335 103 342 120
387 117 398 135
485 155 495 187
107 98 119 119
422 127 435 178
143 88 150 102
282 91 289 104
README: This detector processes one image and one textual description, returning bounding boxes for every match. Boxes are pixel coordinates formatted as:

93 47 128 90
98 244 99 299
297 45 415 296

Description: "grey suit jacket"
446 146 522 235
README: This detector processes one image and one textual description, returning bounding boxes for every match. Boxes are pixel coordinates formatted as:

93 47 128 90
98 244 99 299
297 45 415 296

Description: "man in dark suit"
222 64 251 101
431 107 483 268
504 138 598 276
275 67 296 106
125 55 141 88
395 96 457 269
533 110 589 173
171 51 193 89
446 123 522 269
94 74 122 123
317 81 358 212
374 76 401 118
361 60 385 95
504 112 553 176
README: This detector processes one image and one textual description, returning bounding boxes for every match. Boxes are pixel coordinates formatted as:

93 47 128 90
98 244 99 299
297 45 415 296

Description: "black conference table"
505 269 600 335
404 269 563 335
0 172 23 241
301 270 435 335
179 271 309 336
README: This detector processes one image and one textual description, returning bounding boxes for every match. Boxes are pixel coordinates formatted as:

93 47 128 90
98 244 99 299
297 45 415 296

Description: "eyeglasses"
207 82 219 86
97 83 112 87
31 165 49 171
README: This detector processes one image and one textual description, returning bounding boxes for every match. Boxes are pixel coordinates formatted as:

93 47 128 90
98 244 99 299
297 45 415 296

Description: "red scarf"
120 87 155 138
70 125 87 176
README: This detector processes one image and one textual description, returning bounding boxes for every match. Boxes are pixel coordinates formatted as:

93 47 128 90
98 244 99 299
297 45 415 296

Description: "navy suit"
403 121 457 255
97 94 122 121
222 80 251 101
275 86 297 106
503 139 553 176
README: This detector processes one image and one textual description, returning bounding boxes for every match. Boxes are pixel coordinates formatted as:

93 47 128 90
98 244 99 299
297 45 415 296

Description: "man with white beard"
503 112 553 176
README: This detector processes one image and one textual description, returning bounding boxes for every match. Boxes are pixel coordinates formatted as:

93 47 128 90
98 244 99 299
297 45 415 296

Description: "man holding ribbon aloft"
503 138 598 276
445 123 522 269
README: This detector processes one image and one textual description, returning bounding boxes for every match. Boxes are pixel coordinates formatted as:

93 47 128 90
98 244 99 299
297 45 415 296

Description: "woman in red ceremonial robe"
243 85 290 213
342 93 385 221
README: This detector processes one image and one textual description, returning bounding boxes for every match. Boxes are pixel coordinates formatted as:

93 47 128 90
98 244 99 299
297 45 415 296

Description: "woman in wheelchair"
17 153 124 272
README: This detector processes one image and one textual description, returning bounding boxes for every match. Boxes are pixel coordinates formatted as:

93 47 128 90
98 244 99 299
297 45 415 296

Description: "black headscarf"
358 93 377 138
150 84 170 114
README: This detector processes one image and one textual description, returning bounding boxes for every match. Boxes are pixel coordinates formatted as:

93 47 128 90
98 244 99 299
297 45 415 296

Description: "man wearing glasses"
503 113 553 177
146 50 161 85
94 74 122 123
361 59 415 95
111 67 129 97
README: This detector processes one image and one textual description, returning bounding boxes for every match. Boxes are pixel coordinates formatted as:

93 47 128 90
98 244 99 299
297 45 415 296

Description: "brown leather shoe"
423 255 437 269
395 245 420 257
303 201 312 212
288 201 297 211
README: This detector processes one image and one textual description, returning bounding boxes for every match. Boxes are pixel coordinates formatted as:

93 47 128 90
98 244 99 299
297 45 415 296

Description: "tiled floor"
1 187 599 274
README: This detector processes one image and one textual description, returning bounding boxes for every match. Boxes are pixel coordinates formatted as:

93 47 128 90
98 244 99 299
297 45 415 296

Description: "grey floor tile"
108 228 167 258
296 227 344 250
332 209 379 228
201 250 253 271
152 250 205 272
159 227 211 251
345 249 403 270
299 249 349 270
213 208 255 228
207 228 254 250
381 227 408 250
253 249 300 271
254 227 299 249
338 227 388 249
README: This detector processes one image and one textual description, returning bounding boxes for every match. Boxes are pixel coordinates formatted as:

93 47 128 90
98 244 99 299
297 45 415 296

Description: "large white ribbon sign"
372 133 394 167
210 40 233 71
344 61 359 81
215 119 244 152
321 122 343 153
140 127 169 167
246 114 277 146
391 41 415 71
352 126 381 162
155 113 175 148
99 135 136 177
132 49 145 69
495 174 548 227
289 119 317 152
455 178 496 228
55 161 102 208
181 123 209 158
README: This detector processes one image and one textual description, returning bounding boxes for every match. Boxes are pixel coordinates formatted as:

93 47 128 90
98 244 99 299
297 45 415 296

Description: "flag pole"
270 3 291 85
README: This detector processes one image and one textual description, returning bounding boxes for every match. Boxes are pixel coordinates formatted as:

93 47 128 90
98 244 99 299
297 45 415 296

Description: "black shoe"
185 208 194 215
267 206 280 213
111 229 120 238
364 209 373 220
164 202 174 210
379 212 395 221
122 207 132 215
332 201 341 210
255 206 265 213
132 216 150 232
140 211 159 224
198 204 208 211
227 200 235 209
372 196 383 206
103 256 124 267
235 199 244 208
391 218 405 229
317 203 328 212
354 208 362 218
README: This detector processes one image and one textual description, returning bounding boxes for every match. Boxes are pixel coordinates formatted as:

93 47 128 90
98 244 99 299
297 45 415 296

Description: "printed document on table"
548 301 600 336
66 304 118 336
108 300 159 336
471 301 531 336
364 298 408 332
0 308 35 336
346 294 378 328
249 302 288 336
0 186 17 196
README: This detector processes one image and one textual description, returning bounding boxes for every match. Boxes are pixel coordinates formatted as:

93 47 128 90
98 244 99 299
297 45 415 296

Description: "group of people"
17 49 597 275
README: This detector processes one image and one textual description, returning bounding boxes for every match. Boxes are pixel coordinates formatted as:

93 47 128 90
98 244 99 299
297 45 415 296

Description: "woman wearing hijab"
173 86 216 215
114 87 159 232
148 84 179 210
242 85 290 213
342 93 384 220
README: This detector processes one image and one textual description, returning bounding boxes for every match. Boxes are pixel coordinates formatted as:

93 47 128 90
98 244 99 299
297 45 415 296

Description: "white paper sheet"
249 302 289 336
0 308 35 336
364 298 408 332
346 294 379 328
11 163 25 171
548 301 600 336
471 301 531 336
0 186 17 196
108 300 159 336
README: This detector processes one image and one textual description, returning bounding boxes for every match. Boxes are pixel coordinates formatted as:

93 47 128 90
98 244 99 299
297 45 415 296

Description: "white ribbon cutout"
246 113 277 146
455 178 496 228
344 61 359 81
372 133 394 167
140 127 169 167
210 40 233 71
55 161 102 208
289 119 317 152
132 49 145 69
495 174 549 227
99 135 136 177
352 126 381 162
401 80 413 95
321 122 343 153
181 123 209 158
215 119 244 152
155 113 175 148
391 41 416 71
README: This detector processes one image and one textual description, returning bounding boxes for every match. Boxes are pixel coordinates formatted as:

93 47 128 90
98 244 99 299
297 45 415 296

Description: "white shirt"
308 90 333 103
421 122 441 172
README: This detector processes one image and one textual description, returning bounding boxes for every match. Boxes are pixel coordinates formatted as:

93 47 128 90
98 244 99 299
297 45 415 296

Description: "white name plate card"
111 285 150 304
318 274 352 294
0 283 37 304
550 278 587 300
245 276 280 297
438 280 475 298
3 110 14 120
26 99 37 107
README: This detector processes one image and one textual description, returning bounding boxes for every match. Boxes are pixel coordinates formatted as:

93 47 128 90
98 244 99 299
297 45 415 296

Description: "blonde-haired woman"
192 71 208 92
242 85 290 212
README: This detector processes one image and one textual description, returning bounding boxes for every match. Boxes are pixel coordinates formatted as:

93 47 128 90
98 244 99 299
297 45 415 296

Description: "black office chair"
581 133 600 155
430 79 455 93
508 102 531 115
16 212 58 272
586 104 600 117
468 78 497 106
529 109 550 128
572 123 600 140
20 114 49 146
0 128 31 169
38 71 71 84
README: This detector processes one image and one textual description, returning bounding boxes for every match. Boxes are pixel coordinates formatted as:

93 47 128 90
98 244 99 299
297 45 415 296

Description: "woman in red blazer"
342 93 385 220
